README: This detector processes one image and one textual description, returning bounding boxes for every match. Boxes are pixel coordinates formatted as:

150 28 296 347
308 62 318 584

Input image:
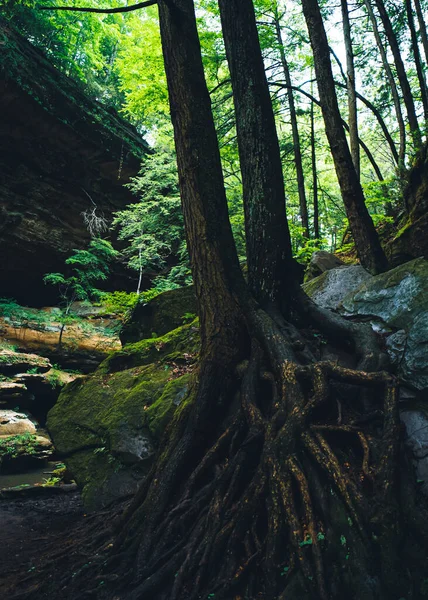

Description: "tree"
43 238 118 348
112 143 189 294
24 1 428 599
300 0 388 274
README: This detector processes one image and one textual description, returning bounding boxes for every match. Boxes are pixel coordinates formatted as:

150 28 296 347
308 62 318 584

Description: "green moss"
100 319 199 374
0 433 39 463
146 373 193 439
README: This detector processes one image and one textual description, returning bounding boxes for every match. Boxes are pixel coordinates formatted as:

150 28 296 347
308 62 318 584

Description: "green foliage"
44 238 118 308
113 141 191 291
44 238 118 347
0 432 38 463
99 291 139 319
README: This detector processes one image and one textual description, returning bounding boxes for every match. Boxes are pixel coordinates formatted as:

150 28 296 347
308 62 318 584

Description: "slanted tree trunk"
413 0 428 68
373 0 422 150
301 0 388 274
273 8 310 238
362 0 406 166
341 0 360 178
405 0 428 126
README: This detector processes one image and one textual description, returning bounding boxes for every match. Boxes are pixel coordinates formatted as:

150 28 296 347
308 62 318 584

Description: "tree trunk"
273 10 310 238
413 0 428 68
341 0 360 178
362 0 406 166
311 92 320 239
157 0 247 360
301 0 388 274
217 0 297 307
405 0 428 126
373 0 422 150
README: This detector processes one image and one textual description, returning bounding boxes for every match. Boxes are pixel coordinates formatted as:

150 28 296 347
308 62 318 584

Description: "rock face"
48 319 200 509
340 258 428 390
120 286 197 345
302 265 372 310
0 18 149 305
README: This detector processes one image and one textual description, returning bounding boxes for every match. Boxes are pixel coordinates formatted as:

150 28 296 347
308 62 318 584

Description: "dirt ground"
0 491 84 598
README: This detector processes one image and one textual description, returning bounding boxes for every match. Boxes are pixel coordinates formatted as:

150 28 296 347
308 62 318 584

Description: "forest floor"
0 491 84 598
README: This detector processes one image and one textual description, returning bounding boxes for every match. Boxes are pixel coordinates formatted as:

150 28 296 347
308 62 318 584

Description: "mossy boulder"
302 265 372 310
120 286 197 344
47 320 199 510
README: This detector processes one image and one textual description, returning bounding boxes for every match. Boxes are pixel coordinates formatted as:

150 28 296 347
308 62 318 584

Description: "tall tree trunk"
405 0 428 126
413 0 428 67
301 0 388 274
157 0 247 360
273 10 310 238
373 0 422 150
341 0 360 178
311 92 320 239
217 0 296 306
362 0 406 166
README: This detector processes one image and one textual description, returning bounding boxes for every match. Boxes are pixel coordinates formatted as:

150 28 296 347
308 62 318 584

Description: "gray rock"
341 258 428 329
304 251 345 282
302 265 372 310
400 408 428 497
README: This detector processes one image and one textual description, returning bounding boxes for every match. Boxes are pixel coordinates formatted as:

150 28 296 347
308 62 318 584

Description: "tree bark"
413 0 428 68
341 0 360 178
156 0 248 364
301 0 388 274
311 92 320 239
405 0 428 126
217 0 297 307
373 0 422 150
273 9 310 238
362 0 406 166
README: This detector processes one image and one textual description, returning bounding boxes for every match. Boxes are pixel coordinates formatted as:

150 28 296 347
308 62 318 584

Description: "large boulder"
47 320 200 510
340 258 428 390
120 286 197 345
302 265 372 310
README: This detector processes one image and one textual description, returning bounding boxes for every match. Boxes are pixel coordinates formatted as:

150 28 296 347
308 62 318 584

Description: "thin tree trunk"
413 0 428 67
311 92 320 239
273 10 310 238
405 0 428 125
301 0 388 274
341 0 360 178
217 0 296 306
373 0 422 149
363 0 406 165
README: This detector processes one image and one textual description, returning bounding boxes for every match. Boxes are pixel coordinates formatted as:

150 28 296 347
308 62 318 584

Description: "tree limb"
38 0 156 14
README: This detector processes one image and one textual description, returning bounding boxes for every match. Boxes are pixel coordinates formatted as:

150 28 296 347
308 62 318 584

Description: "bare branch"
38 0 157 15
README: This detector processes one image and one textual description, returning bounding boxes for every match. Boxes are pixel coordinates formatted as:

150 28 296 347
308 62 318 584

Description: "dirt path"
0 492 84 598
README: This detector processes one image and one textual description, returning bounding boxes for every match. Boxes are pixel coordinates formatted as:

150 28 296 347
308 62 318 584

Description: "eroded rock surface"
0 18 149 304
302 265 372 310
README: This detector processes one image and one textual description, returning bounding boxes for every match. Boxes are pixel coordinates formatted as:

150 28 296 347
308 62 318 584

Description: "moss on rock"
120 286 197 345
47 320 199 510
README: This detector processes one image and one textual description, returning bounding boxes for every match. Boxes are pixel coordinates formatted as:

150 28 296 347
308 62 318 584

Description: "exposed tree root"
9 307 428 600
